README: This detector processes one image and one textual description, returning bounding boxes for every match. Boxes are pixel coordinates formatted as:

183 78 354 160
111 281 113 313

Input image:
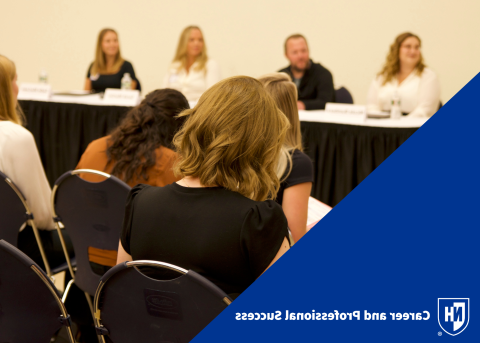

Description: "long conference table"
19 94 427 207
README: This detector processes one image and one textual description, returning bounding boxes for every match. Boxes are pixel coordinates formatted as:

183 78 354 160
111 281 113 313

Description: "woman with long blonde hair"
259 73 313 243
0 55 73 269
163 26 221 102
84 28 138 92
117 76 289 298
367 32 440 117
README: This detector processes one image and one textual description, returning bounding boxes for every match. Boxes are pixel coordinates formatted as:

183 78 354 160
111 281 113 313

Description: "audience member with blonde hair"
163 26 221 102
367 32 440 117
84 28 138 92
76 88 189 187
259 73 314 243
117 76 290 298
0 55 72 268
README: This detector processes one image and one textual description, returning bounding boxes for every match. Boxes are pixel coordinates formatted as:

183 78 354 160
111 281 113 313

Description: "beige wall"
1 0 479 105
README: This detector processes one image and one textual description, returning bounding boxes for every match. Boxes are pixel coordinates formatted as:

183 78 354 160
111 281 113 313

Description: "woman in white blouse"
163 26 221 102
0 55 72 267
367 32 440 117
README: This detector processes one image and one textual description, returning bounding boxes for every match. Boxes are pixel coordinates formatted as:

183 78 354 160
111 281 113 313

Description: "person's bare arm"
131 80 137 90
84 78 92 91
282 182 312 243
116 240 133 264
260 237 290 277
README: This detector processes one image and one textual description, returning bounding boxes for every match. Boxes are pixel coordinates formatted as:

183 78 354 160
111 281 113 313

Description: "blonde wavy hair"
378 32 425 85
172 26 208 73
173 76 290 201
258 73 303 182
0 55 24 125
90 28 124 75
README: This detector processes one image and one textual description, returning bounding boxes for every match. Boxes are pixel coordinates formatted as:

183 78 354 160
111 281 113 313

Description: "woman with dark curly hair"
76 88 189 186
367 32 440 117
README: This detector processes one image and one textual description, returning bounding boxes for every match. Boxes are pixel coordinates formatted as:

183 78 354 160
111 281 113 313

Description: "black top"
86 60 137 92
279 59 335 110
121 183 288 296
276 150 314 205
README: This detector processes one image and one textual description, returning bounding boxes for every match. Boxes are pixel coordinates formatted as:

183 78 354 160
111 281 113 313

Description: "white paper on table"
307 196 332 230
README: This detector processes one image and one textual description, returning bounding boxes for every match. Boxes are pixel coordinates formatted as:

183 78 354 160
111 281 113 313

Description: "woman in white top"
163 26 221 102
367 32 440 117
0 55 72 268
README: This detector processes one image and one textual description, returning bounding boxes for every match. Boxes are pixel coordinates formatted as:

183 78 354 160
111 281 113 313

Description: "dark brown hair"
107 89 189 183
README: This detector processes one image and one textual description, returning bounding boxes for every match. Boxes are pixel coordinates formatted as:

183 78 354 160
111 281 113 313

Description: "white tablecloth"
18 92 428 129
299 110 428 128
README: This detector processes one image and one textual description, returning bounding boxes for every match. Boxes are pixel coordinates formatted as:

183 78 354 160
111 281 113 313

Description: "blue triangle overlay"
193 73 480 342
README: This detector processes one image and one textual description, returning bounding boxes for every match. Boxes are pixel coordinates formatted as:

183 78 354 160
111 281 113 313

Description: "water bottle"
39 70 48 84
121 73 132 90
390 91 401 120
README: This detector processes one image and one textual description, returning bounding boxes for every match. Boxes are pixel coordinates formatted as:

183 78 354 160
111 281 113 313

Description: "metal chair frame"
1 171 53 277
51 169 128 343
0 239 76 343
93 260 232 343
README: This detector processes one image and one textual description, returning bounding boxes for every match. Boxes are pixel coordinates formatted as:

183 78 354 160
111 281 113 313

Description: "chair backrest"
52 169 131 295
94 260 232 343
335 86 354 104
0 170 29 246
136 78 142 91
0 239 74 343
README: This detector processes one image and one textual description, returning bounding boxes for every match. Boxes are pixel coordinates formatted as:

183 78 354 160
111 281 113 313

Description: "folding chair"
0 239 75 343
94 260 232 343
0 170 53 276
51 169 130 314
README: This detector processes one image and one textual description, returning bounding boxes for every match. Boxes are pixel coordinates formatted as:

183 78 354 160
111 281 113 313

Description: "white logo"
438 298 470 336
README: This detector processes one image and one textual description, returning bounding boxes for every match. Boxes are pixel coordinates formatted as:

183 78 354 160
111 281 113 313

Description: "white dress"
162 59 221 102
0 120 54 230
367 68 441 117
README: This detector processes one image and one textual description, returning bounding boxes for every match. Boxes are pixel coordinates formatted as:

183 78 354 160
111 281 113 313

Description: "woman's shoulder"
420 67 438 79
0 121 34 143
292 150 312 166
206 59 219 67
291 150 314 175
168 61 182 71
121 60 133 68
284 150 314 186
81 136 110 156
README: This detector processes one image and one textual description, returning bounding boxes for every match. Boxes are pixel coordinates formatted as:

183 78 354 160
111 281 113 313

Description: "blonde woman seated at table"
163 26 221 102
117 76 290 298
259 73 314 243
84 28 138 92
76 89 189 187
0 55 73 267
367 32 440 117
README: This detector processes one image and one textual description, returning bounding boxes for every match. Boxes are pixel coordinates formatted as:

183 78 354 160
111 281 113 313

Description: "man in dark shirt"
279 34 335 110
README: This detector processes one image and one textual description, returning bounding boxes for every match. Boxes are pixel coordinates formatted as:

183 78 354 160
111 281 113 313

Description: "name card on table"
324 103 367 124
103 89 140 107
17 83 52 101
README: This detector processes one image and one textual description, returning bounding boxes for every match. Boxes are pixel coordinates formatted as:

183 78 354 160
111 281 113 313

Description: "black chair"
51 169 130 310
0 239 75 343
335 86 354 104
94 260 232 343
0 170 53 276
